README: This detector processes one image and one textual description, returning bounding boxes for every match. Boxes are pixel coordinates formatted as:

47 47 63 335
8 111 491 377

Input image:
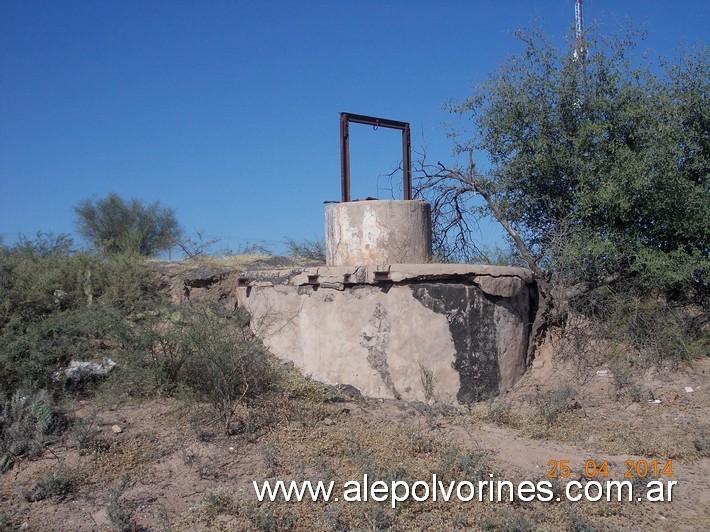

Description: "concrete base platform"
236 264 536 404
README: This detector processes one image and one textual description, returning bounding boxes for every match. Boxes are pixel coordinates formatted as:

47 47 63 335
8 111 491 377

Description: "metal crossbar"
339 112 412 202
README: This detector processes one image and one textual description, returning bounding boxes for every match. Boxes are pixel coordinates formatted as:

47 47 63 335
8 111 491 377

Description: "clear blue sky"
1 1 707 255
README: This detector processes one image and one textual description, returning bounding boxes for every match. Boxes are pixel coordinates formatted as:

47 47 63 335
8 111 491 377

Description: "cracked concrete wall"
236 264 535 404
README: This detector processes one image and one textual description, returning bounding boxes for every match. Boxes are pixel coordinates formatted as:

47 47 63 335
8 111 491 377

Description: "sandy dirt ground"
2 343 707 531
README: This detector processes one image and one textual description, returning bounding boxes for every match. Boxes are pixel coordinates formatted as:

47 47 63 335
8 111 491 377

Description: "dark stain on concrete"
295 284 324 295
412 283 500 404
359 302 400 399
377 282 393 294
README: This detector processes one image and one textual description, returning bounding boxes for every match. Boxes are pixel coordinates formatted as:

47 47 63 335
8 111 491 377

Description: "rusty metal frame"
340 112 412 202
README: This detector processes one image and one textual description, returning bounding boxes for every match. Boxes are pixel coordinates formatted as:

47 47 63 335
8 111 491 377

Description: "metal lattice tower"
572 0 586 67
572 0 587 100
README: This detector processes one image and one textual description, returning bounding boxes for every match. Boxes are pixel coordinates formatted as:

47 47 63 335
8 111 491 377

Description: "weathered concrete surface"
325 200 432 266
236 264 535 404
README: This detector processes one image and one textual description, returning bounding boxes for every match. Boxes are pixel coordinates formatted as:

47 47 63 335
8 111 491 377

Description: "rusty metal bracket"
340 112 412 202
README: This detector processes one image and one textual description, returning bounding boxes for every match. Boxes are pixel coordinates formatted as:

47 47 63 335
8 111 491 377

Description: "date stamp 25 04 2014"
546 458 674 480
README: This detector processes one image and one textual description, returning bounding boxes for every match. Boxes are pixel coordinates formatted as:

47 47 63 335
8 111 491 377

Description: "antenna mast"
572 0 587 97
572 0 586 69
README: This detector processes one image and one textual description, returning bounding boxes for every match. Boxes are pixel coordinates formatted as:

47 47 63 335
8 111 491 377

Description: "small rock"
111 425 123 434
685 386 694 393
322 418 335 426
54 357 117 382
596 369 609 377
532 360 544 368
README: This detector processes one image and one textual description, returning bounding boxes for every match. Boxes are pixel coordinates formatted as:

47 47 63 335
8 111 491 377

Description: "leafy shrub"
177 304 275 434
0 389 57 471
693 425 710 457
568 288 708 370
602 296 704 365
564 507 597 532
107 475 134 531
1 306 134 393
608 358 644 402
284 237 326 262
0 238 160 395
130 302 276 433
0 235 278 438
10 232 74 258
418 364 436 401
75 192 182 257
25 463 74 501
435 447 491 481
536 385 576 427
347 441 411 486
485 401 516 427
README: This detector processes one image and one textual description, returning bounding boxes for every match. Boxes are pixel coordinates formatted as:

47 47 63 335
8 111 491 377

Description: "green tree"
416 27 708 363
74 193 182 257
418 28 708 306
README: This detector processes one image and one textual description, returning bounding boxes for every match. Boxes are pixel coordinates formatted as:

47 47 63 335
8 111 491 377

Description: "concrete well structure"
235 263 536 403
234 198 536 404
325 199 432 266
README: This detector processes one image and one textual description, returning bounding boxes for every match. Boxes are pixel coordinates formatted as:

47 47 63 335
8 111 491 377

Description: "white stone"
55 357 116 381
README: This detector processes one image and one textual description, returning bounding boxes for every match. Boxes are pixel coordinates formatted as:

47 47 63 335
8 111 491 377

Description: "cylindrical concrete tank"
325 199 432 266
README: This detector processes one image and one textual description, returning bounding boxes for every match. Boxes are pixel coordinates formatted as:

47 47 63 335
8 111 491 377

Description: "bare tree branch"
415 149 549 290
